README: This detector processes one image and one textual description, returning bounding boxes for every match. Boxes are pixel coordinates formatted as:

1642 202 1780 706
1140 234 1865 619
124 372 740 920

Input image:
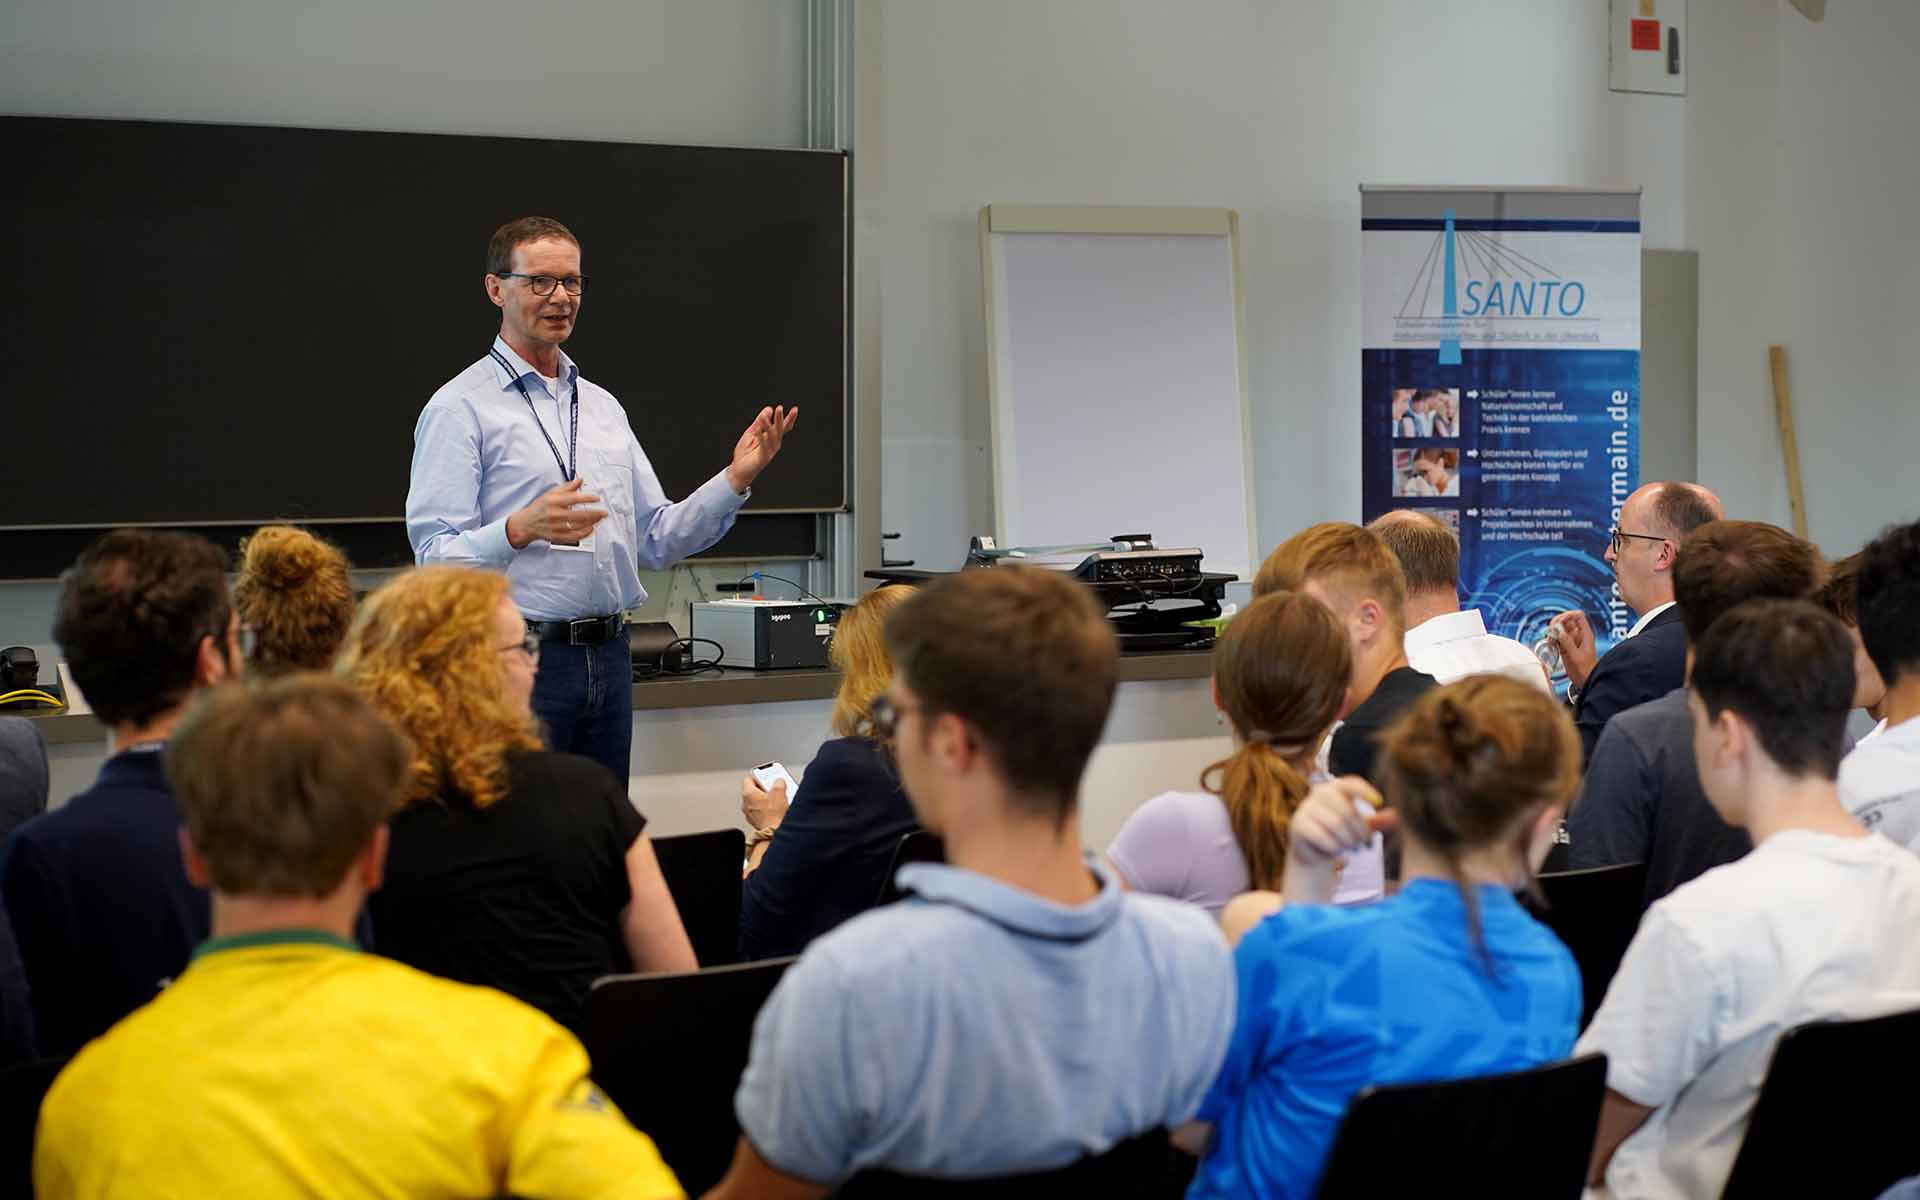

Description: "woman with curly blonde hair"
737 585 921 960
338 566 694 1034
231 525 356 672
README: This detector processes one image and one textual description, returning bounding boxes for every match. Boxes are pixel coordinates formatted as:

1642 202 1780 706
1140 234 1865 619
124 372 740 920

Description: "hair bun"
1435 695 1481 760
242 528 333 591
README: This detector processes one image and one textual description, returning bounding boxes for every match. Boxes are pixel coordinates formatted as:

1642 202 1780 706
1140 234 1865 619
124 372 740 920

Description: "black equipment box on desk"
866 544 1233 654
689 601 837 670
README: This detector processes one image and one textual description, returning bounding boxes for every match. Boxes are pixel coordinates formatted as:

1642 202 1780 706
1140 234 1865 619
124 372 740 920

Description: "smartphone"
752 761 800 798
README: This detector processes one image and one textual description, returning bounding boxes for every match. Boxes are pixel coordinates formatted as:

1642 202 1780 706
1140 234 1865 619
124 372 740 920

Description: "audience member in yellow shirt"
34 673 683 1200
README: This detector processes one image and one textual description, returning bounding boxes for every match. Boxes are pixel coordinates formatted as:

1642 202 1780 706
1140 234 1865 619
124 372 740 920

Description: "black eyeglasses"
494 273 588 297
497 630 541 662
868 695 922 740
1610 528 1670 554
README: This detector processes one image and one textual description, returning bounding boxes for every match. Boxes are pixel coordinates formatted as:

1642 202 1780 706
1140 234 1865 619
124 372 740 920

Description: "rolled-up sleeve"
630 435 748 570
408 400 516 568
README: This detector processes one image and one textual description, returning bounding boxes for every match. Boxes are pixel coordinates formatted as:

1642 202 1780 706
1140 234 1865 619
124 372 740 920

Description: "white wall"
1773 0 1920 554
0 0 809 643
1687 1 1791 533
859 0 1690 571
0 0 803 145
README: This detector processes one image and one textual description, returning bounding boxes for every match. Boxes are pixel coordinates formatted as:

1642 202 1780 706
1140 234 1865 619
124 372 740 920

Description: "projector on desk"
689 600 838 670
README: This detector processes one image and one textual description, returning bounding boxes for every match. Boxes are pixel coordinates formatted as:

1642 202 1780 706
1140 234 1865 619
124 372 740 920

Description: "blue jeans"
530 627 633 784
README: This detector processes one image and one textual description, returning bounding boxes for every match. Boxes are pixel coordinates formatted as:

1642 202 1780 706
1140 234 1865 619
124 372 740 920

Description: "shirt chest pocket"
588 446 635 536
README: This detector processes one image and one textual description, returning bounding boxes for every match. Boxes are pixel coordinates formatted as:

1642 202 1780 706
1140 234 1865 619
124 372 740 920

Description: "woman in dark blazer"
737 586 920 961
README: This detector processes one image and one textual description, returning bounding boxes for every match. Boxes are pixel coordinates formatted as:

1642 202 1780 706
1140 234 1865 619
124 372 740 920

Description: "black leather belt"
528 615 626 646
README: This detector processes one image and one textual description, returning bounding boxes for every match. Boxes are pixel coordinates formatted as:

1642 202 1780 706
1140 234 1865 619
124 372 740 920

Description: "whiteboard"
982 205 1256 583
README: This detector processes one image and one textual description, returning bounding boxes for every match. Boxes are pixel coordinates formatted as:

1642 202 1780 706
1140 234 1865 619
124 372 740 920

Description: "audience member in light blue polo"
710 564 1235 1197
735 857 1232 1183
1188 675 1584 1200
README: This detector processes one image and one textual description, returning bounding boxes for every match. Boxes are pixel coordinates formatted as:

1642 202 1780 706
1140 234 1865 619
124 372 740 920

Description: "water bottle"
1534 617 1565 678
1534 635 1564 678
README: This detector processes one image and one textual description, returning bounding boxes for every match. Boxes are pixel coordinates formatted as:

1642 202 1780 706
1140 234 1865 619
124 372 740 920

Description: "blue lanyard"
490 347 577 482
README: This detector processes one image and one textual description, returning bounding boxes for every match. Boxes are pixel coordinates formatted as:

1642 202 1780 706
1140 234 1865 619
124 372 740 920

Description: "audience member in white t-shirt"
1839 521 1920 850
1106 590 1374 917
1579 599 1920 1200
1368 509 1551 694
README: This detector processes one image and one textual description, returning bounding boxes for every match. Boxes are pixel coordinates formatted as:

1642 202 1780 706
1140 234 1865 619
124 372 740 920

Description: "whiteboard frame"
979 203 1258 580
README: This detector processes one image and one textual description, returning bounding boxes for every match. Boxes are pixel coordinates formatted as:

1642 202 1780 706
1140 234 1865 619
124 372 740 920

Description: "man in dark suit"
1546 481 1722 763
1567 521 1822 904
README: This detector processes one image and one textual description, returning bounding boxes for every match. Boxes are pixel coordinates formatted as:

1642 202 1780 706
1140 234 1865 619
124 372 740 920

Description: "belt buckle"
568 617 598 646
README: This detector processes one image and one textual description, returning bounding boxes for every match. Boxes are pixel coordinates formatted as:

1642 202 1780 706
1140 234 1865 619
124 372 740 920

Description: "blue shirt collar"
489 335 577 389
896 853 1125 943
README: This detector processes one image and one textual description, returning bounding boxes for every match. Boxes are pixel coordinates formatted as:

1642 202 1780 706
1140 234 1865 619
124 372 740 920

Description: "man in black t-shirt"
1253 523 1437 783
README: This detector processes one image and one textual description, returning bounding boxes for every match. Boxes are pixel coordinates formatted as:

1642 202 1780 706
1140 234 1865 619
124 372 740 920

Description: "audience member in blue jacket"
739 586 919 961
0 531 240 1058
1185 676 1584 1200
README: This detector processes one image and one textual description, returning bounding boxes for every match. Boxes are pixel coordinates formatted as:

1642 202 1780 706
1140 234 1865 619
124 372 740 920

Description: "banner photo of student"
1359 186 1642 681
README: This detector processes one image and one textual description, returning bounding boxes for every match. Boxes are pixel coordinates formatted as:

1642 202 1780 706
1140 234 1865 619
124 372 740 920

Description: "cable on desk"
0 689 65 709
737 571 835 610
632 637 726 682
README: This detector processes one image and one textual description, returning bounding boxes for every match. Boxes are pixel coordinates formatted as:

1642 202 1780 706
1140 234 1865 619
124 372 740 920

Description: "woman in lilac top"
1106 591 1359 916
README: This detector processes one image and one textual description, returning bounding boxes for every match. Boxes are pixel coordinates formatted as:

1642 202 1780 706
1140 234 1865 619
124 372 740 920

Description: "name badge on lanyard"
491 347 592 552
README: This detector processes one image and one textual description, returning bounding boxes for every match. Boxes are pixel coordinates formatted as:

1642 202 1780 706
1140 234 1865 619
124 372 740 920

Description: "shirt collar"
192 929 360 963
489 335 577 389
896 852 1125 942
97 747 170 786
1403 608 1488 656
1627 599 1677 638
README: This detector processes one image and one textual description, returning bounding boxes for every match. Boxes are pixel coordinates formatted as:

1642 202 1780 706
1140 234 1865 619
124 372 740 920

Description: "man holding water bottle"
1543 482 1722 763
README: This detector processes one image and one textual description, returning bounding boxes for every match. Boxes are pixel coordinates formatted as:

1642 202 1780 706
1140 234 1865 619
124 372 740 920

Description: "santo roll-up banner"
1359 186 1642 681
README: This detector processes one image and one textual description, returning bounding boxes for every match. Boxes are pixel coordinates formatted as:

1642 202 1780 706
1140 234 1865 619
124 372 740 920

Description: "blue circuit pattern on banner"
1361 348 1641 658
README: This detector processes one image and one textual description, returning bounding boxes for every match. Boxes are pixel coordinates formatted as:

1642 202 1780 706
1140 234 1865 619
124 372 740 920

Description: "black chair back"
1 1056 67 1196
1529 862 1648 1028
1720 1006 1920 1199
584 956 795 1195
651 828 746 968
874 829 945 906
833 1128 1186 1198
1315 1053 1607 1200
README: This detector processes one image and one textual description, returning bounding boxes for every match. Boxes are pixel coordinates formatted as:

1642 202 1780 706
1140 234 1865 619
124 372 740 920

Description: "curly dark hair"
53 530 232 727
233 525 356 673
1857 517 1920 686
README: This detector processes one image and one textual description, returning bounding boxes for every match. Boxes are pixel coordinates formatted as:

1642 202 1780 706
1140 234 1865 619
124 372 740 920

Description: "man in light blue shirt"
407 216 796 782
711 566 1235 1196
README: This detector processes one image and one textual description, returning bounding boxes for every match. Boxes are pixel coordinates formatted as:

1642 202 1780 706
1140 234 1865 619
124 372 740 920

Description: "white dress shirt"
1404 608 1551 693
1626 599 1677 639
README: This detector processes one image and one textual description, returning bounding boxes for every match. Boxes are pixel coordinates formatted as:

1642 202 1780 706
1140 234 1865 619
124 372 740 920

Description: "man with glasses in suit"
1544 481 1723 763
407 216 798 784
